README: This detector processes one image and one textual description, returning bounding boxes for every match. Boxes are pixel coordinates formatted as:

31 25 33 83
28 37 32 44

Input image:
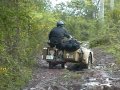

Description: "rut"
23 47 120 90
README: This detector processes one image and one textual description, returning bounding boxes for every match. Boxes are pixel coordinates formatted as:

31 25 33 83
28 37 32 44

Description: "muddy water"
79 66 120 90
23 64 120 90
23 48 120 90
34 66 120 90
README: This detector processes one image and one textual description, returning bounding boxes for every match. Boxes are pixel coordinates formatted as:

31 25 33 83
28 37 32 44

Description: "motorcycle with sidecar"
42 39 94 69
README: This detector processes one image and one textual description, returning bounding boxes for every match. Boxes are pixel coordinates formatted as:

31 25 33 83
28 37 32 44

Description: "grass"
105 44 120 64
0 66 32 90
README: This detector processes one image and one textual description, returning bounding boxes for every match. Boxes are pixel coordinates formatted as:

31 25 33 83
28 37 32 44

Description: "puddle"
39 83 120 90
80 64 120 90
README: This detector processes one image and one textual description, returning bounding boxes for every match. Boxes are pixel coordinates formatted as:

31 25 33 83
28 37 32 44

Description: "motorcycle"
42 39 94 69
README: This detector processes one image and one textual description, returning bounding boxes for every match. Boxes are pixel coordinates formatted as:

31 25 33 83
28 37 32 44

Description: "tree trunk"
98 0 104 22
110 0 114 10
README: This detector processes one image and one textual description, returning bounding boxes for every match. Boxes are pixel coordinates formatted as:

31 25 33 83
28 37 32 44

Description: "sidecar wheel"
87 53 92 69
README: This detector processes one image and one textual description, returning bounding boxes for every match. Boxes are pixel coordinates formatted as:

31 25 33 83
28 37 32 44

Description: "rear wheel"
61 63 65 69
49 62 53 69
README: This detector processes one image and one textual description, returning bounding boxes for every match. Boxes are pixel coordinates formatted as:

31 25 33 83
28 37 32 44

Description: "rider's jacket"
49 26 70 44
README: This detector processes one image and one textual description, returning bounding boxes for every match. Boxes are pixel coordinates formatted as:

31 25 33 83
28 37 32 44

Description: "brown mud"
23 48 120 90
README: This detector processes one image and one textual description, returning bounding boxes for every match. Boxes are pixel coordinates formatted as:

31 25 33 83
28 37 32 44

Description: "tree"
110 0 114 10
97 0 104 22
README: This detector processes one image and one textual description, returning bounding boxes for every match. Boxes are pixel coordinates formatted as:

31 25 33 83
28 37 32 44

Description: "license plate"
46 55 54 60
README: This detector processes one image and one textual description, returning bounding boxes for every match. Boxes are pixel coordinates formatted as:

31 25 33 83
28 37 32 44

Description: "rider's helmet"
57 21 64 27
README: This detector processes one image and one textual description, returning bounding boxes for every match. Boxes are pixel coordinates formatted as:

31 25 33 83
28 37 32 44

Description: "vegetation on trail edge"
0 0 120 90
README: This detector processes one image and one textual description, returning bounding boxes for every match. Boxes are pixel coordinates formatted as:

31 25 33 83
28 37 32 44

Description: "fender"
81 47 92 64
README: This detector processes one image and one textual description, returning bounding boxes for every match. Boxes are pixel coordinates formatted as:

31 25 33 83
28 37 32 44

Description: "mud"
23 48 120 90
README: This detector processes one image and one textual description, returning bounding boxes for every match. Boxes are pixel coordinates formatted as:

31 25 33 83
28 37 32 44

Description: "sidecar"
63 46 94 69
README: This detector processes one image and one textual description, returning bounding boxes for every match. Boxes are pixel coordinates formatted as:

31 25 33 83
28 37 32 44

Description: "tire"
61 63 65 69
87 53 92 69
49 62 53 69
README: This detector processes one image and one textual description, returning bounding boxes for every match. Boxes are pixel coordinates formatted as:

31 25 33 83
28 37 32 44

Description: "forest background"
0 0 120 90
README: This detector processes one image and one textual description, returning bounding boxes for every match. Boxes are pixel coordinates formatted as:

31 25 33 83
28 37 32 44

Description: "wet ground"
23 48 120 90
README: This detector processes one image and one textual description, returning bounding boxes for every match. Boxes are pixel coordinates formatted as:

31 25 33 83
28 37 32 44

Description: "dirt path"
23 48 120 90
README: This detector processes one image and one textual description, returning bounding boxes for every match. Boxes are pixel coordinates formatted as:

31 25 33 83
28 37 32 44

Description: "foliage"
0 0 120 89
104 8 120 63
89 1 120 63
54 0 120 63
0 0 57 89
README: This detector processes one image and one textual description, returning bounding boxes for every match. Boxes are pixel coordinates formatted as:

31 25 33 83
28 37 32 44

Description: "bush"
90 36 111 48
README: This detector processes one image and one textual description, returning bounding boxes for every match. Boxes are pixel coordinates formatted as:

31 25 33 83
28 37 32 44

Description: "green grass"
105 44 120 64
0 66 32 90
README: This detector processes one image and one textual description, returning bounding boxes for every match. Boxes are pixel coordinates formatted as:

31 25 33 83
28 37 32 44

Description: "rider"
48 21 72 50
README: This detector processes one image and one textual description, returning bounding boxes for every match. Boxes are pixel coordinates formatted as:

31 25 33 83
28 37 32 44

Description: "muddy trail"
23 48 120 90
